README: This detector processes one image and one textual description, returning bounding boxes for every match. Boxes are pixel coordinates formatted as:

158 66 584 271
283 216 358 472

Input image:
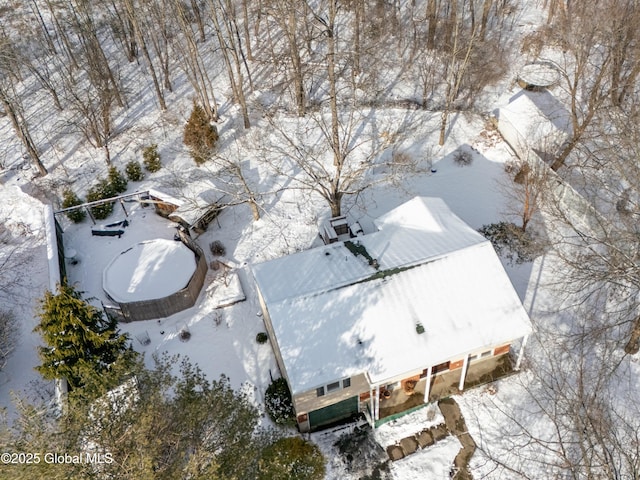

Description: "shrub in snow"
513 163 531 184
334 425 390 478
258 436 325 480
209 240 226 257
142 144 162 172
504 159 519 175
62 188 86 223
86 178 116 220
108 166 128 194
265 377 295 427
453 149 473 167
179 328 191 342
256 332 268 344
183 103 218 165
478 222 544 265
125 161 144 181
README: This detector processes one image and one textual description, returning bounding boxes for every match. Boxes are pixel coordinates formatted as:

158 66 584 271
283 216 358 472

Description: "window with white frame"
315 377 351 397
470 350 492 362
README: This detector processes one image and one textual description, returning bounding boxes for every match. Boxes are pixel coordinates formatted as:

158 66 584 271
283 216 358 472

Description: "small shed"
169 180 226 233
146 181 226 234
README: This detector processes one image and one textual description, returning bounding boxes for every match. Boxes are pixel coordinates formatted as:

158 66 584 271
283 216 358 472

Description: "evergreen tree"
61 189 86 223
125 160 144 181
3 354 327 480
34 284 137 397
142 144 162 172
107 166 128 194
183 103 218 165
258 437 326 480
86 178 116 219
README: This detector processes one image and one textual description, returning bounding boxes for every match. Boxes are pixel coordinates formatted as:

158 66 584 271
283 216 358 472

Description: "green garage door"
309 396 358 430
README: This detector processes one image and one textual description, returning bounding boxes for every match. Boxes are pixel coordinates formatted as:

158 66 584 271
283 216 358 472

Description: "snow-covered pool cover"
253 197 533 395
103 239 196 303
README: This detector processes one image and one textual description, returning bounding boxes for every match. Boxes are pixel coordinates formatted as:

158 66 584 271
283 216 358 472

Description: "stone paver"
399 436 419 455
386 444 405 461
385 398 477 474
431 423 448 441
438 398 477 480
416 429 434 448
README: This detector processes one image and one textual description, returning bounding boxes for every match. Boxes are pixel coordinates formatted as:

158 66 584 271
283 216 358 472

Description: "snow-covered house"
252 197 532 432
493 88 572 163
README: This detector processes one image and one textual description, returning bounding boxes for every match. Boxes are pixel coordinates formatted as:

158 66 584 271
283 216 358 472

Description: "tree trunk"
249 199 260 221
624 316 640 355
438 109 448 146
426 0 437 49
241 0 252 60
124 0 167 110
44 0 79 70
480 0 493 40
326 1 340 167
190 0 206 42
0 89 47 176
29 0 57 54
208 0 250 128
330 196 342 217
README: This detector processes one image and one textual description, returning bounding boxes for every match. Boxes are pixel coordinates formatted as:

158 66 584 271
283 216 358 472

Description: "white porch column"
458 354 470 391
374 385 380 421
423 365 433 403
515 334 529 370
368 387 375 428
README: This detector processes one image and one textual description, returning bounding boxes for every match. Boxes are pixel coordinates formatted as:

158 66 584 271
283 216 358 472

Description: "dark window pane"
327 381 340 392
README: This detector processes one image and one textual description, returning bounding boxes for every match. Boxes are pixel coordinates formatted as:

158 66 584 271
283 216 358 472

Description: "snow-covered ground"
1 114 538 478
4 2 635 478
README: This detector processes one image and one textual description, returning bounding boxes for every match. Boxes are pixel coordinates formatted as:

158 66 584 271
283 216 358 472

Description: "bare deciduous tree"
207 0 253 128
170 0 219 121
261 109 417 217
470 312 640 479
545 1 640 171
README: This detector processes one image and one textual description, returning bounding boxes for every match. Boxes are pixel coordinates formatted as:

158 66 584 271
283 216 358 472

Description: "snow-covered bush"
142 144 162 172
62 188 86 223
264 377 295 427
258 437 325 480
125 161 144 181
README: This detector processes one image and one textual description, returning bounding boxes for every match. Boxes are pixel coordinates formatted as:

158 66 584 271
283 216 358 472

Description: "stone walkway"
385 398 476 479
